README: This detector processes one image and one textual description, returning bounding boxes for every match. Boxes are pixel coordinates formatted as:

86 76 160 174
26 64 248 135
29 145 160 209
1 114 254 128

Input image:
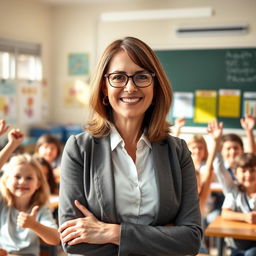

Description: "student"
195 120 223 254
0 154 60 256
214 115 255 195
196 120 223 214
36 157 58 195
58 36 202 256
187 134 208 180
34 134 62 180
221 114 255 178
221 153 256 256
0 124 24 171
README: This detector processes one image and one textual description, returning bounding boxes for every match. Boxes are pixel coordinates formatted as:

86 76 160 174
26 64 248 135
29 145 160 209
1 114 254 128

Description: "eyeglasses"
104 72 155 88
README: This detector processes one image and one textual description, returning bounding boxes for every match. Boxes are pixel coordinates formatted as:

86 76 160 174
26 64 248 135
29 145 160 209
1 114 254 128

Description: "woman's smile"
120 96 143 104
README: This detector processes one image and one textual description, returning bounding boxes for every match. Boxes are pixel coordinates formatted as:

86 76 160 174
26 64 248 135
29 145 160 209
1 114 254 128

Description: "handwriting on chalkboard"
225 50 256 83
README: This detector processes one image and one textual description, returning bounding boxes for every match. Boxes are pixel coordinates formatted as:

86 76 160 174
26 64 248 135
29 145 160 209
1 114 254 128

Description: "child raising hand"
0 128 24 169
0 154 60 255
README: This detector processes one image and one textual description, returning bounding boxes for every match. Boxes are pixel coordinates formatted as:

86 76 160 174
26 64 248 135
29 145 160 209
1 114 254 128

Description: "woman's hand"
17 206 39 229
59 200 120 246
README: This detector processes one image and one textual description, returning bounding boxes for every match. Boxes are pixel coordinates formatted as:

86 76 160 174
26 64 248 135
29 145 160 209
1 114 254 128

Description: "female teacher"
58 37 202 256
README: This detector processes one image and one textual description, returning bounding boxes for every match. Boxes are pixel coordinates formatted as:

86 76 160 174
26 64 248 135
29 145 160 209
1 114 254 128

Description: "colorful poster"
18 81 42 124
172 92 194 118
0 80 17 123
218 89 241 117
64 79 90 108
194 90 217 123
68 53 89 75
243 92 256 117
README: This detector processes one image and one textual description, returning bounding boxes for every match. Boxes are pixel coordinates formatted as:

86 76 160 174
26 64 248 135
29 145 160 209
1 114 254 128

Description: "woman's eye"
112 74 125 81
135 74 149 81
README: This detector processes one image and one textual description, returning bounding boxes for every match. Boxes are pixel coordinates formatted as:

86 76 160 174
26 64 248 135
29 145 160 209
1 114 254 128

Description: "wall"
0 0 256 137
0 0 53 132
51 0 256 132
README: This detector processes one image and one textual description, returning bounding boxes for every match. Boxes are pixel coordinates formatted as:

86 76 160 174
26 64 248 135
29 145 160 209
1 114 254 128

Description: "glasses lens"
134 73 152 87
109 73 127 87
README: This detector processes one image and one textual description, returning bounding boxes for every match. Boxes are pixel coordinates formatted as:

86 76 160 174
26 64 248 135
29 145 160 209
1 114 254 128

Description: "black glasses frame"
104 72 155 88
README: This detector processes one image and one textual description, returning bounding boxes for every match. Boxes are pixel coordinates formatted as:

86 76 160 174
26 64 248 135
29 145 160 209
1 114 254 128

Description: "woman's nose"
124 79 138 93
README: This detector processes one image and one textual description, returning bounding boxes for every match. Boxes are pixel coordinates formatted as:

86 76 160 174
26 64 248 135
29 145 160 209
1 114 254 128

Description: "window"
0 38 42 81
0 52 15 79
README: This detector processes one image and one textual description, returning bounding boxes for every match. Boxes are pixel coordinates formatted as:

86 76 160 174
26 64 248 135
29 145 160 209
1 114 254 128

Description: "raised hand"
0 120 10 136
172 117 186 137
240 114 255 132
8 128 24 147
59 200 118 245
174 117 186 130
17 206 39 229
207 120 223 141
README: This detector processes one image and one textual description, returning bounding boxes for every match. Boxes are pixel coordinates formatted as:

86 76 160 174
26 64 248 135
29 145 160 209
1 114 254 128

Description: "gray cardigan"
59 132 202 256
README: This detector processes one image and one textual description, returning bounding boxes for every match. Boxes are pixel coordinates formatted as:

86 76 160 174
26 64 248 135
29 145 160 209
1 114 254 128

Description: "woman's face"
104 50 154 124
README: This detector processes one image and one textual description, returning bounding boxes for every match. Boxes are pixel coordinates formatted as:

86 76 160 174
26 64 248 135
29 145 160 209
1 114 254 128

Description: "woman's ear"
102 84 108 96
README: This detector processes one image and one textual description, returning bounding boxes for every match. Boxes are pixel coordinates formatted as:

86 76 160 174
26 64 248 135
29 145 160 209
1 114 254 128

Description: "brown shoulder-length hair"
87 36 173 142
0 154 50 209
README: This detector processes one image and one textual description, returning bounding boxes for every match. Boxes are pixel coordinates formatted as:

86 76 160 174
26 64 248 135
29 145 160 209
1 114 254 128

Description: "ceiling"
38 0 128 5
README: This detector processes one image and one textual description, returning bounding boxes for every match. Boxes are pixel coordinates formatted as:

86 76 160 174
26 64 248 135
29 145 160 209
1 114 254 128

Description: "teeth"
121 98 140 103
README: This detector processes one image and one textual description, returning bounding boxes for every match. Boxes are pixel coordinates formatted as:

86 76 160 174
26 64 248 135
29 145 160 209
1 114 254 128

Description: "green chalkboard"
155 48 256 129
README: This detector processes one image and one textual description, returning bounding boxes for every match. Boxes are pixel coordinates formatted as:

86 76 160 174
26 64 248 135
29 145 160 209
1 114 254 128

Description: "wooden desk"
205 216 256 240
205 216 256 256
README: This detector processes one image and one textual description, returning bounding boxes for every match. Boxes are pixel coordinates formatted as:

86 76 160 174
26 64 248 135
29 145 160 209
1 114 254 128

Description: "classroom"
0 0 256 256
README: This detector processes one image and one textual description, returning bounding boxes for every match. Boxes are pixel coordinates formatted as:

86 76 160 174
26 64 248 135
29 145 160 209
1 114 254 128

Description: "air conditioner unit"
176 24 248 35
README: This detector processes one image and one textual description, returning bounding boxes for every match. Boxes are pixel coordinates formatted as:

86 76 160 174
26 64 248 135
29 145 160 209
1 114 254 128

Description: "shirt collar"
110 125 151 151
110 125 124 151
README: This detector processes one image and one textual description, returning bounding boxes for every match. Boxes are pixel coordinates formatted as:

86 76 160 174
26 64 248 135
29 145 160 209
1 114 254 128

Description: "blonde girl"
0 154 60 256
187 135 208 177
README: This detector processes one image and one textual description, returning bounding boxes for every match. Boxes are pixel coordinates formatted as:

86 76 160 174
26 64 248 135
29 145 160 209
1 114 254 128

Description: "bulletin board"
155 48 256 129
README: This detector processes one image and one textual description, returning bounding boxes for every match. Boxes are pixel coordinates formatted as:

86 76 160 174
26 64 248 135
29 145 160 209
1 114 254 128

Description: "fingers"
17 212 27 227
60 228 84 245
31 205 39 217
0 120 10 136
59 219 80 232
75 200 93 217
60 226 79 241
10 128 24 139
